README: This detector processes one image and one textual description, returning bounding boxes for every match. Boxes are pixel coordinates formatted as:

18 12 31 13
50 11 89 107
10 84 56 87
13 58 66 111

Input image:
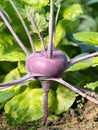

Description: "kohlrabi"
0 0 98 125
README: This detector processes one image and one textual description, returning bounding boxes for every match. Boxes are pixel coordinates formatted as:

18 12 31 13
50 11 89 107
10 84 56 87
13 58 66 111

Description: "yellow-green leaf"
73 32 98 45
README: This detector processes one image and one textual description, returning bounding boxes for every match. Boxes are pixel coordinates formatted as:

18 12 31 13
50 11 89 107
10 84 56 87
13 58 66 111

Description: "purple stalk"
0 10 30 56
48 0 54 58
0 74 34 89
69 52 98 65
41 81 51 123
9 0 36 53
47 78 98 104
29 15 45 51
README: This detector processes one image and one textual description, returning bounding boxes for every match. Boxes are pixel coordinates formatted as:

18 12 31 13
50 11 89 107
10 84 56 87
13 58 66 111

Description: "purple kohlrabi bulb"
26 50 68 77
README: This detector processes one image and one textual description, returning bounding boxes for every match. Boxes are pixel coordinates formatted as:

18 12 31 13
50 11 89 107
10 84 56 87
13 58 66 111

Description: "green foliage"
84 81 98 91
73 32 98 46
4 87 56 125
0 0 98 127
23 0 49 7
26 7 48 34
0 68 26 103
55 84 76 114
67 54 98 71
0 34 26 61
63 4 83 21
55 4 83 45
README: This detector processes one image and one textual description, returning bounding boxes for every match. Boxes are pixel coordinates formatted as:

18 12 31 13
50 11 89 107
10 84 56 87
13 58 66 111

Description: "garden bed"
0 101 98 130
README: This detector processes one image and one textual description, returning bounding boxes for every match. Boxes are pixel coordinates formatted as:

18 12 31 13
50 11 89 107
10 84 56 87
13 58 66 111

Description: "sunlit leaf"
0 34 26 61
26 7 48 34
55 19 66 46
73 32 98 46
4 87 56 125
84 81 98 91
0 68 26 103
55 84 76 114
63 4 83 21
23 0 49 7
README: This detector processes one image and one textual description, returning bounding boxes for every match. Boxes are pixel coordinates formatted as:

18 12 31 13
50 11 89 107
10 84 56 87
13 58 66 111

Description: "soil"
0 101 98 130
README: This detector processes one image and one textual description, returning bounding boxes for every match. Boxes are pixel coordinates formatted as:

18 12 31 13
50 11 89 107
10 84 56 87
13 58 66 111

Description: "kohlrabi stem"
0 10 30 56
69 51 98 65
9 0 36 53
48 78 98 104
0 74 34 89
29 15 45 51
55 4 61 31
41 81 51 123
48 0 54 58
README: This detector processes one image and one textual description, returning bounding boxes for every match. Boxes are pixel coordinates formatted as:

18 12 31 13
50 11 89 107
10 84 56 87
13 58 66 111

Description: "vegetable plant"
0 0 98 126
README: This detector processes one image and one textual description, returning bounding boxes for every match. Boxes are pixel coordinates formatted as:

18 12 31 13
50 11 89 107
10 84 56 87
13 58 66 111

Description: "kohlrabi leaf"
23 0 49 7
0 91 15 104
64 71 89 87
0 68 26 104
0 85 26 104
3 68 20 82
26 7 48 34
18 61 27 74
4 87 56 125
55 19 66 46
67 53 98 71
55 19 79 46
63 4 83 21
0 34 26 61
73 32 98 46
84 81 98 91
55 84 76 114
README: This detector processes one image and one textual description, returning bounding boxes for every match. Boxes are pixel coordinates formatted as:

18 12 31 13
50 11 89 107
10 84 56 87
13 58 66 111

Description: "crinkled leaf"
26 7 48 33
23 0 49 7
73 32 98 46
0 34 26 61
4 87 56 125
63 4 83 21
3 68 20 82
55 84 76 114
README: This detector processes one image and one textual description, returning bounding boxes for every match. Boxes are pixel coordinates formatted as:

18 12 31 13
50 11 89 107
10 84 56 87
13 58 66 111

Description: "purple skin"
0 0 98 124
26 50 68 77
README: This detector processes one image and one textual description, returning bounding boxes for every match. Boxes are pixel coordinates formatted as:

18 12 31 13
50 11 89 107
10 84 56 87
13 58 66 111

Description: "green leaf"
67 53 93 71
4 87 56 125
18 61 27 74
26 7 48 34
0 68 26 104
67 53 98 72
63 4 83 21
84 81 98 91
3 68 20 82
55 84 76 114
23 0 49 7
0 34 26 61
0 91 14 104
55 20 66 46
73 32 98 46
87 0 98 5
